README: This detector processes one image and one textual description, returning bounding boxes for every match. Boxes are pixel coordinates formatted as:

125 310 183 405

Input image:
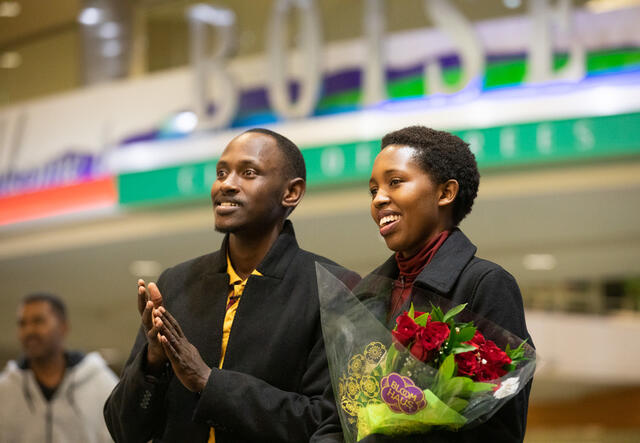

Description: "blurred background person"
0 293 117 443
1 1 639 441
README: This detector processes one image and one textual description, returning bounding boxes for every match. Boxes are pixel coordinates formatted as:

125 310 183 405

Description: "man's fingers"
147 282 164 309
155 312 179 345
137 280 148 315
159 335 179 364
159 308 185 338
160 334 180 361
142 300 154 331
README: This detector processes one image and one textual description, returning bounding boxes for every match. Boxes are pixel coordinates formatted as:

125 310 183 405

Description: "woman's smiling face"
369 145 454 257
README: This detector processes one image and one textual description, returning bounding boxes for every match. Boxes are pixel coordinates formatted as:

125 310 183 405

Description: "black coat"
104 221 357 443
359 229 533 443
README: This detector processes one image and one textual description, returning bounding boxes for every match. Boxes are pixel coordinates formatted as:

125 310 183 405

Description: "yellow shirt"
209 254 262 443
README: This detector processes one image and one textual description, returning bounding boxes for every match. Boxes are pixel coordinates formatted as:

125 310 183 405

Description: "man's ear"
282 177 306 210
438 179 459 207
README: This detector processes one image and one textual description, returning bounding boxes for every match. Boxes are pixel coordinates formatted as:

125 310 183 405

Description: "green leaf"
442 303 468 323
439 354 455 381
430 303 444 322
414 313 429 326
506 339 529 362
469 382 495 393
451 344 477 354
385 345 399 373
408 303 415 318
456 326 476 342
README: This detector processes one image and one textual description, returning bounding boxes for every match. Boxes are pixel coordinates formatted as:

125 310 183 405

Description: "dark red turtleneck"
389 230 450 318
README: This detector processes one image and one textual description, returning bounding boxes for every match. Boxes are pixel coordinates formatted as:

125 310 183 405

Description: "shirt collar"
226 253 262 285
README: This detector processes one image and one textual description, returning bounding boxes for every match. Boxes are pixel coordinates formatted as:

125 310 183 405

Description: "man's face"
369 145 446 257
211 132 289 234
17 301 67 361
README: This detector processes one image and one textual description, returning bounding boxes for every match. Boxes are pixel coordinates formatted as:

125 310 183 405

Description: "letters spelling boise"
337 303 533 440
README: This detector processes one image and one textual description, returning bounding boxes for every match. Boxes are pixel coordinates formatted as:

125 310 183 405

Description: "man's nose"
219 173 240 193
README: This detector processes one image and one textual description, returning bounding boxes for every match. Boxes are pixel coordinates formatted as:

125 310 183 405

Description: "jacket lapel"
181 243 229 368
221 220 299 367
414 229 477 294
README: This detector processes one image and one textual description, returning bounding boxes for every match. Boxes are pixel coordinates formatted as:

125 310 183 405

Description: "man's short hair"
381 125 480 226
21 292 67 321
244 128 306 181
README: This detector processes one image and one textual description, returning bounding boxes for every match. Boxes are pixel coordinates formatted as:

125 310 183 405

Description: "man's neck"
30 351 66 389
228 221 284 279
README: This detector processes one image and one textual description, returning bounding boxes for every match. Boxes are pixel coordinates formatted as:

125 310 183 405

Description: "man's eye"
217 170 226 178
244 169 257 177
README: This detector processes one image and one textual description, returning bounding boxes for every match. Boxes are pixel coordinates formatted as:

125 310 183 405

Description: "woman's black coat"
359 229 534 443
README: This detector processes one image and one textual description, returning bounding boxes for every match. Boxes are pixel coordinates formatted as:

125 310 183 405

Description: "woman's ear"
282 177 306 210
438 179 459 207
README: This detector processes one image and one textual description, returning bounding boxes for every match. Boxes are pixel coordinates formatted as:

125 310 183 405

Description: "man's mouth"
215 200 241 216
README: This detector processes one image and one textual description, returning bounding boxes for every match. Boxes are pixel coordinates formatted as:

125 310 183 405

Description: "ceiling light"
173 111 199 133
0 52 21 69
186 4 235 26
78 7 103 26
585 0 640 13
98 21 121 39
0 1 20 17
503 0 522 9
523 254 557 271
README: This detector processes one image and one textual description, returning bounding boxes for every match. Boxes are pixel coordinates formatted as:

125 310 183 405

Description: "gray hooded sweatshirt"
0 351 117 443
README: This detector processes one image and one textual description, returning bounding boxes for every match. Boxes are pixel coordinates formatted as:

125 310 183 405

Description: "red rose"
480 340 511 367
455 351 479 377
409 327 429 361
392 313 419 346
409 321 450 362
468 331 486 348
475 340 511 381
423 321 450 351
475 366 503 382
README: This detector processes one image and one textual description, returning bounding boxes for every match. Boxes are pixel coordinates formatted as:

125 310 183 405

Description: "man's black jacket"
358 229 534 443
104 221 357 443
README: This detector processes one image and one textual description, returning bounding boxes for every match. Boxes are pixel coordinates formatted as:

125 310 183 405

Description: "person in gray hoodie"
0 292 117 443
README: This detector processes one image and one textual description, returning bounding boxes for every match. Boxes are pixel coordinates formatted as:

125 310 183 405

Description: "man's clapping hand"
137 279 168 372
154 306 212 393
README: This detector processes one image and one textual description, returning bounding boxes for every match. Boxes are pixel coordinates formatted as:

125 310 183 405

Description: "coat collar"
415 229 477 293
206 219 299 280
373 229 477 294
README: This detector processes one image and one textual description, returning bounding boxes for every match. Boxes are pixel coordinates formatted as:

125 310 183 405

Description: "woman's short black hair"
244 128 306 181
381 125 480 226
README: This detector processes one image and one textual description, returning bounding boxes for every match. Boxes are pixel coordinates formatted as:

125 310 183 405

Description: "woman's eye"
390 178 401 186
369 188 378 197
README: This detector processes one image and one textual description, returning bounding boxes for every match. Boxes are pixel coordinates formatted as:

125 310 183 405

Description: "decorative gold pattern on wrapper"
360 375 379 399
339 342 389 429
364 342 386 365
346 376 361 400
348 354 366 377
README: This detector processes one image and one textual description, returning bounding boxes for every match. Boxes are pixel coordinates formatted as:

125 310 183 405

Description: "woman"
361 125 533 442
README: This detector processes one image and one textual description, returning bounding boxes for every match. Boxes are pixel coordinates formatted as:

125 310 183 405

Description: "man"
104 128 355 442
0 293 117 443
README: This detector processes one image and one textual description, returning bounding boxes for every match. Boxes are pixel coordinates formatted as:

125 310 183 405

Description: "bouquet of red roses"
316 263 536 442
